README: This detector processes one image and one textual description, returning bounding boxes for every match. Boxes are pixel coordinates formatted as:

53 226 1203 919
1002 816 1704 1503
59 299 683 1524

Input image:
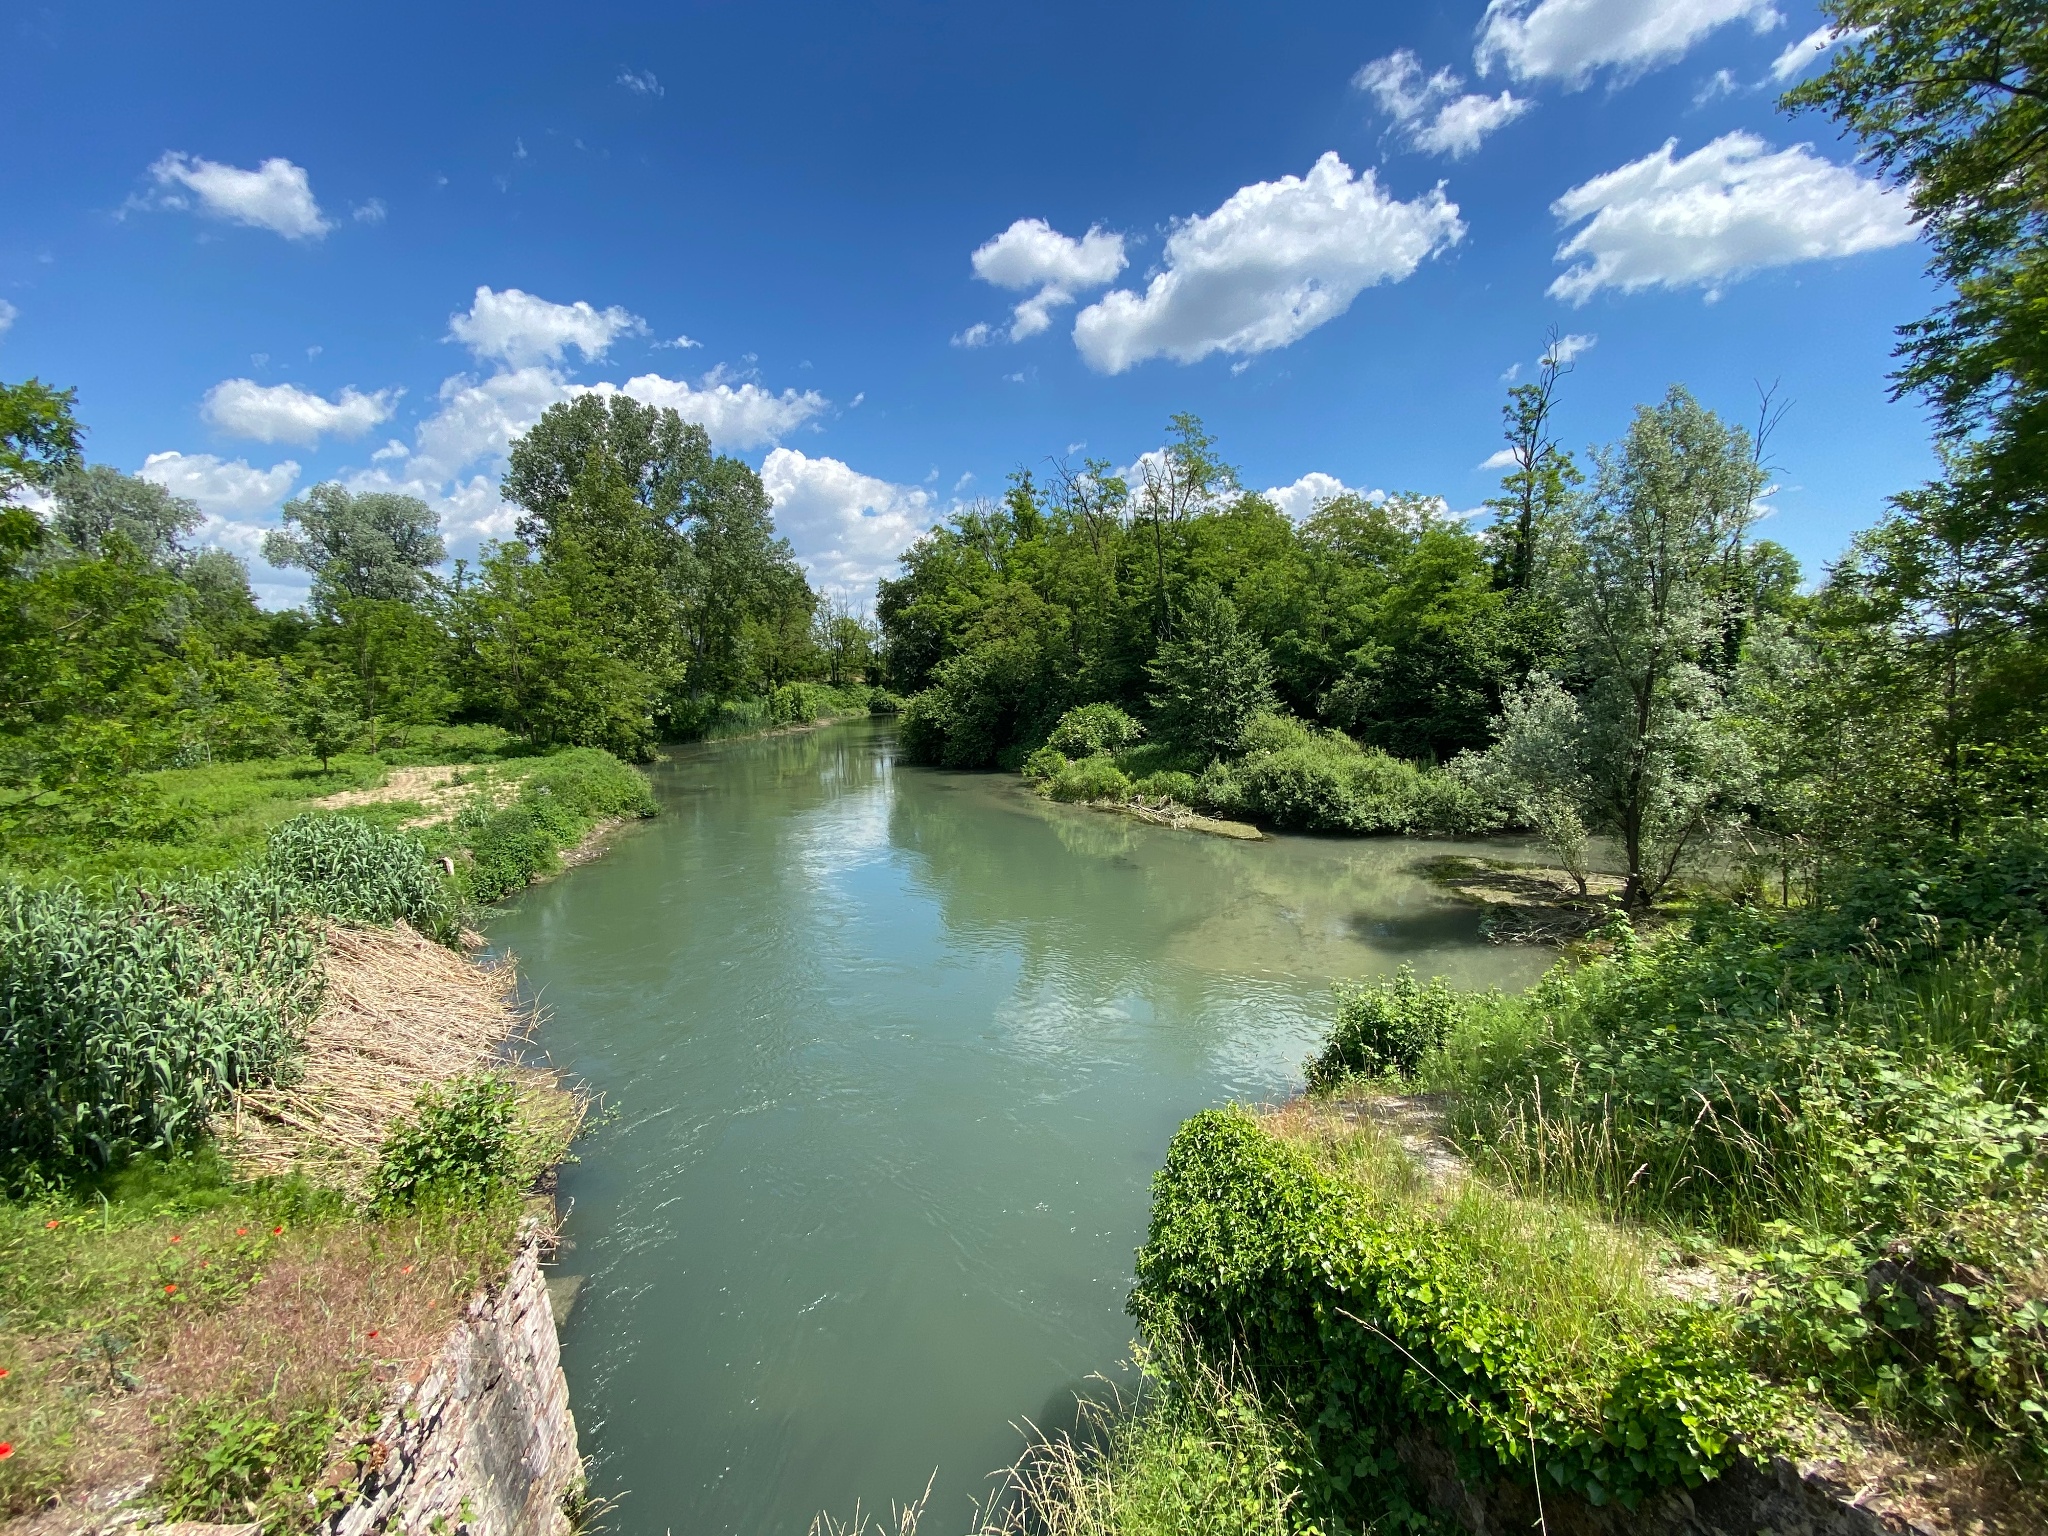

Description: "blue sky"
2 0 1937 607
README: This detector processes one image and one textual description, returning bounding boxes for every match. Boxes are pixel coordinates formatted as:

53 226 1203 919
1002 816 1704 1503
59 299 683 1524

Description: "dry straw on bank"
216 921 570 1197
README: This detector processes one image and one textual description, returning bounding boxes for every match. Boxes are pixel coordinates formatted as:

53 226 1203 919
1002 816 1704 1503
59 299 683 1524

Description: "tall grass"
454 747 657 903
1 816 464 1176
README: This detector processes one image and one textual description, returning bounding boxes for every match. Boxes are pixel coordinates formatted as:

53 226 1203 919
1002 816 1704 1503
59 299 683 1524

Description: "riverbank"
993 829 2048 1535
0 752 654 1536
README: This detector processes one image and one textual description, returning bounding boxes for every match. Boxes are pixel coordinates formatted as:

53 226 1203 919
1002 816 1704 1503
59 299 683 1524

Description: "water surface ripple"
488 720 1551 1534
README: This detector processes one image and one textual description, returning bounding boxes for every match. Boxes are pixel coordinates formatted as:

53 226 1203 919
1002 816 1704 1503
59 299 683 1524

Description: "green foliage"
765 681 875 727
160 1391 348 1535
1131 1110 1785 1525
1148 586 1276 760
1790 1 2048 521
1021 745 1068 783
367 1074 522 1213
1305 967 1464 1086
979 1343 1316 1536
1130 770 1198 804
1228 718 1497 837
265 482 445 614
454 748 655 904
1418 830 2048 1461
261 814 458 942
1049 703 1145 757
0 378 84 501
0 875 320 1173
897 584 1075 768
1046 755 1133 804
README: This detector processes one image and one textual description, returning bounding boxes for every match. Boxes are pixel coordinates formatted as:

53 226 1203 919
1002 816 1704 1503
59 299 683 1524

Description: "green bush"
1020 745 1068 783
368 1074 522 1212
1236 745 1362 832
1047 754 1133 804
1048 702 1145 758
0 876 321 1173
1234 711 1316 757
454 750 655 905
1130 769 1199 804
1191 760 1245 816
867 688 903 714
1130 1110 1785 1525
1306 966 1464 1086
261 814 458 943
1421 837 2048 1462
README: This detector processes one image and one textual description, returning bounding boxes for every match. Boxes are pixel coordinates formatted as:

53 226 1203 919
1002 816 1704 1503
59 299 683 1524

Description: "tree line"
0 391 879 850
878 0 2047 908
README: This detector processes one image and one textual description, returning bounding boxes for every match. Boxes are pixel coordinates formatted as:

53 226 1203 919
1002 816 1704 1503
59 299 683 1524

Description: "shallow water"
487 719 1553 1535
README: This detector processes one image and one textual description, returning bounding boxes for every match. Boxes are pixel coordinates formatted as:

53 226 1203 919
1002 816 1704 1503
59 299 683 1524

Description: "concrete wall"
328 1234 580 1536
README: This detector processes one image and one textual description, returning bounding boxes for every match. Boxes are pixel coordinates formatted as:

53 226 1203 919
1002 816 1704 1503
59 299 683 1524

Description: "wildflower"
400 1265 413 1274
44 1220 59 1229
0 1367 9 1377
0 1442 13 1459
368 1330 379 1339
272 1226 284 1235
236 1228 248 1237
163 1284 178 1295
169 1234 182 1244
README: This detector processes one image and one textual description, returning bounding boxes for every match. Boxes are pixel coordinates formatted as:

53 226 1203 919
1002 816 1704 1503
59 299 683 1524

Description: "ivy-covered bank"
982 830 2048 1536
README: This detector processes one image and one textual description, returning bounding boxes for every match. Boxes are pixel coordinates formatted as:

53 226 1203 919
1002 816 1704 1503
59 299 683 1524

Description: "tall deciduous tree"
1518 387 1767 907
265 483 445 612
1147 583 1276 760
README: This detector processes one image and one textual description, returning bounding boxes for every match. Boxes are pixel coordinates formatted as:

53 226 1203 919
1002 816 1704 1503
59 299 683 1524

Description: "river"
486 719 1554 1535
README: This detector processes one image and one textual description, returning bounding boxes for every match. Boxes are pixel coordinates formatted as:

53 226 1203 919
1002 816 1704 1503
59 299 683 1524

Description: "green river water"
485 719 1554 1534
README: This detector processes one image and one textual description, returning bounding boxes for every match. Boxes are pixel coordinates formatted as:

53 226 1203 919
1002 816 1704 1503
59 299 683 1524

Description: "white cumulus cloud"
447 286 646 368
760 448 939 593
1549 132 1916 303
147 152 332 240
202 379 399 446
1547 331 1597 363
0 300 15 338
138 451 301 515
1072 152 1464 374
968 218 1128 341
1263 472 1380 521
1355 50 1531 158
1475 0 1782 88
1770 24 1863 83
594 368 828 451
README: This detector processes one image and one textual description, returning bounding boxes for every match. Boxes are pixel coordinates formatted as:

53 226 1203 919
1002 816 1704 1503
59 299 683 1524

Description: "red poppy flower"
169 1235 182 1244
0 1367 10 1377
272 1226 284 1235
44 1220 59 1229
368 1330 379 1339
0 1442 13 1459
236 1228 248 1237
163 1284 177 1295
400 1264 413 1274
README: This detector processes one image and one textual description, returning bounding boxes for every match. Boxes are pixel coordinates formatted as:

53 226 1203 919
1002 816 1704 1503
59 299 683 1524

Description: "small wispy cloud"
351 198 387 225
617 68 663 97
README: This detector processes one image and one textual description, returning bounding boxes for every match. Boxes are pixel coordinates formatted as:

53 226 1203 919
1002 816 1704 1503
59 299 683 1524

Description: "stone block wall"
328 1234 580 1536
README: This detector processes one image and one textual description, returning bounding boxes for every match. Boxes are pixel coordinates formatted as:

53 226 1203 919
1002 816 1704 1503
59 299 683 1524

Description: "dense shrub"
1305 966 1463 1085
1130 769 1198 804
367 1073 522 1212
1131 1110 1784 1525
1226 713 1511 837
1420 834 2048 1462
866 688 903 714
1020 745 1067 783
1046 754 1132 804
454 749 655 905
261 814 458 942
1048 702 1144 757
0 876 320 1172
